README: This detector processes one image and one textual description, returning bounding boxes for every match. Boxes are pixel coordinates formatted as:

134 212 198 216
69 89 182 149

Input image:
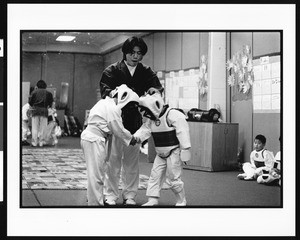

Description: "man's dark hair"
255 134 266 145
122 36 148 59
36 80 47 89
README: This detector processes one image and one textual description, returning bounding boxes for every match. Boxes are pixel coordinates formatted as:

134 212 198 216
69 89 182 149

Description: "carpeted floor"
22 148 87 189
22 148 167 190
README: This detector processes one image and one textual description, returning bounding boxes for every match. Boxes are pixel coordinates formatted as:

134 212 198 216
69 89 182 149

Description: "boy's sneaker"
104 199 116 206
175 198 187 206
52 139 58 146
142 197 158 206
123 198 136 206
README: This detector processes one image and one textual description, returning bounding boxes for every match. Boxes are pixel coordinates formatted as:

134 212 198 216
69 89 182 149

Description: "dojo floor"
21 136 281 208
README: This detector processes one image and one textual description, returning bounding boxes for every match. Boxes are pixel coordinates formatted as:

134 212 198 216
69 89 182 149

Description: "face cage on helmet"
138 105 157 121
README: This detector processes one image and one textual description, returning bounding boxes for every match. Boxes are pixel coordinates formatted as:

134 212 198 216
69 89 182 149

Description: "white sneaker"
104 199 116 206
175 198 187 206
124 198 136 205
142 197 159 206
52 139 58 146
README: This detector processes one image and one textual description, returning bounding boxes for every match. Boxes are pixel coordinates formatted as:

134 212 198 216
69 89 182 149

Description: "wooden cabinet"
184 122 239 171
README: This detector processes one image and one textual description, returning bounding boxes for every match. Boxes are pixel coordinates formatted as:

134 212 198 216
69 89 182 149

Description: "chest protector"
151 108 180 157
253 149 267 168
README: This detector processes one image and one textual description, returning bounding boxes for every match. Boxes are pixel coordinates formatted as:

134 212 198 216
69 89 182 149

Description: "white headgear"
113 84 139 110
139 92 164 120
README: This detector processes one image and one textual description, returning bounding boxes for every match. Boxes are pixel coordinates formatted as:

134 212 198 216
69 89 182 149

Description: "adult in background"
29 80 53 147
100 36 163 205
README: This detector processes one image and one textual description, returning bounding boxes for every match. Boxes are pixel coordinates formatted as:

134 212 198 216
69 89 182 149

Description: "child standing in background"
21 102 32 146
22 87 34 146
237 134 274 180
43 102 58 146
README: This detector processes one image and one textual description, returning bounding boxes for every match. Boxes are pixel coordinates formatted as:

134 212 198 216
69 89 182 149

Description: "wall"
208 32 227 121
230 32 253 162
22 52 103 127
22 31 281 158
230 32 281 161
103 31 209 109
252 32 281 153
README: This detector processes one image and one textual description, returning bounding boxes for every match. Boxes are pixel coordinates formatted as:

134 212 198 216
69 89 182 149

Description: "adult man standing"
100 36 163 205
29 80 53 147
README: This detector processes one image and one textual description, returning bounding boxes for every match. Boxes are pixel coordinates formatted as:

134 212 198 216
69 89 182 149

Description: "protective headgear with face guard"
138 92 164 120
112 84 139 110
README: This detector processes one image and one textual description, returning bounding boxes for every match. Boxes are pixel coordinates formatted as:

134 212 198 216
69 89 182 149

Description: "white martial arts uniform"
43 107 58 145
81 97 132 206
103 135 140 202
257 151 281 185
135 107 191 200
239 148 275 180
22 103 31 141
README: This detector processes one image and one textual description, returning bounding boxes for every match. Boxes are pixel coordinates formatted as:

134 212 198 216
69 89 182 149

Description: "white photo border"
7 3 295 237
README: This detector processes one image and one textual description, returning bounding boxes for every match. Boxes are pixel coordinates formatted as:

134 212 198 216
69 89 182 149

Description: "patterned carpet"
22 148 165 190
22 148 87 190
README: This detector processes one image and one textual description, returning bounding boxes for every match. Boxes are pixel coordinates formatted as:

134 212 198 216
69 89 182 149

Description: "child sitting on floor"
237 134 274 181
257 136 281 185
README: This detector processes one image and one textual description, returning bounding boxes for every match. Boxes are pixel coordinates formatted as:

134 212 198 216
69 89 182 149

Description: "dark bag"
187 108 220 122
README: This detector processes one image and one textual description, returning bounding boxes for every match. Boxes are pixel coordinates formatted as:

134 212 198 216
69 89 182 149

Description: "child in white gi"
22 102 32 145
237 134 274 180
257 136 281 185
81 84 139 206
44 102 58 146
134 92 191 206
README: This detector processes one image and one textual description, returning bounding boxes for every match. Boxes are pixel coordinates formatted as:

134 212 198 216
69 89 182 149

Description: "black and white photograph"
4 2 297 238
20 30 282 208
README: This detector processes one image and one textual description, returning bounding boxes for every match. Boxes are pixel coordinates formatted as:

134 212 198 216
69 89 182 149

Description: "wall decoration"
227 45 254 95
252 55 280 113
198 55 208 96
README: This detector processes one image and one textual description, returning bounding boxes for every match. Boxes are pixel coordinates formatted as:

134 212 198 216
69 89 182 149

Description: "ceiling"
22 31 151 55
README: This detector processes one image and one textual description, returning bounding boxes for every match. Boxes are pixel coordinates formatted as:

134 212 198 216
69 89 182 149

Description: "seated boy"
257 137 281 185
134 91 191 206
237 134 274 180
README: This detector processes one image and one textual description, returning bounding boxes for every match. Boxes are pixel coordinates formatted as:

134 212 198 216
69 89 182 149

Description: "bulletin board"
252 55 281 113
163 69 201 111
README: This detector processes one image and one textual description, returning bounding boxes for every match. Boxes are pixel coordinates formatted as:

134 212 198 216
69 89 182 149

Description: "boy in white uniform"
237 134 274 180
81 84 139 206
134 92 191 206
21 102 32 145
44 102 58 146
256 136 281 185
